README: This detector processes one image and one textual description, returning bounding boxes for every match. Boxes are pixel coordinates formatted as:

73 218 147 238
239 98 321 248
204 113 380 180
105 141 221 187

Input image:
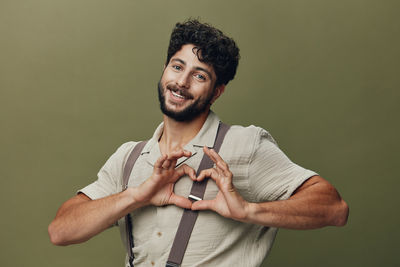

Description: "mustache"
166 84 194 99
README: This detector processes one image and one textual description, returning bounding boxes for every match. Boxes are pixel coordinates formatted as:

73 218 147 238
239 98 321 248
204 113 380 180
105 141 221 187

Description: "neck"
159 110 210 155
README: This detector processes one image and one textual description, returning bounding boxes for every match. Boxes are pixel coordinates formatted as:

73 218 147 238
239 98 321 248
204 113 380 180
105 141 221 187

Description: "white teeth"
172 91 185 99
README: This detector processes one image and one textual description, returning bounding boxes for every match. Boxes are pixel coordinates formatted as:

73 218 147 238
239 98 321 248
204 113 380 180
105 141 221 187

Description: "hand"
132 150 196 209
191 147 250 221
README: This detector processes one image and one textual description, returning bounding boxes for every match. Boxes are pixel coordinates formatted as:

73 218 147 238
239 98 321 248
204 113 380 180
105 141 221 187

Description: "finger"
167 150 192 170
203 146 217 162
216 161 232 177
181 150 192 158
168 149 192 161
197 168 219 182
167 150 183 160
162 159 171 169
169 194 192 209
203 147 223 168
181 164 197 180
191 199 215 211
154 155 168 170
163 152 179 170
204 147 230 176
208 148 229 170
175 164 196 180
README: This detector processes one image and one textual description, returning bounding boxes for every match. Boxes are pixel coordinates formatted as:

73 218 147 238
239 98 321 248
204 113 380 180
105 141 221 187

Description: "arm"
48 189 143 246
245 175 349 229
191 147 349 229
48 150 196 246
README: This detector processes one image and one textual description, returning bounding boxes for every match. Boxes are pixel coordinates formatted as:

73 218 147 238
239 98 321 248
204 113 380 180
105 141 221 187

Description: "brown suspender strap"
122 140 147 267
166 122 230 267
123 141 148 190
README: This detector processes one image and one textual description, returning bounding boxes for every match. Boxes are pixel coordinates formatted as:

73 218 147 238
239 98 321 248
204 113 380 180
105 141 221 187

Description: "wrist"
124 187 150 210
229 200 254 223
244 202 258 224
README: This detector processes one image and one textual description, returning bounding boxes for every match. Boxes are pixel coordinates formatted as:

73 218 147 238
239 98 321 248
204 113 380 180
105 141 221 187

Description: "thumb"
191 200 214 211
169 193 193 210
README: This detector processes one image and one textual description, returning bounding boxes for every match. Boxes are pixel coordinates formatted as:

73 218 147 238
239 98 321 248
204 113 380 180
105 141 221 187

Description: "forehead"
170 44 216 77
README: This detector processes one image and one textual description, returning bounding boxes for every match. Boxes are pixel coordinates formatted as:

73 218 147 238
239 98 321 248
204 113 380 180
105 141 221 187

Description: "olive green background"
1 0 399 266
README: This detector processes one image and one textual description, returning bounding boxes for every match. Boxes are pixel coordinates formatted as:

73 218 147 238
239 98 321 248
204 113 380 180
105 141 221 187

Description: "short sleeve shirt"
79 111 317 267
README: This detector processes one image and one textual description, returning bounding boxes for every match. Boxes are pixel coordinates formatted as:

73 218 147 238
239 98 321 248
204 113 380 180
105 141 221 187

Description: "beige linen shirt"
79 111 317 267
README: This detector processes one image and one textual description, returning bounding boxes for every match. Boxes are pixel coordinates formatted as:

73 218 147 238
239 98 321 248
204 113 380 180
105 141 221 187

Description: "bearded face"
157 81 215 122
157 44 220 122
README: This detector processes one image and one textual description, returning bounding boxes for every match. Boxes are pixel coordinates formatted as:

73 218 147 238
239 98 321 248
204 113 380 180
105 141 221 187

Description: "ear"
211 84 226 104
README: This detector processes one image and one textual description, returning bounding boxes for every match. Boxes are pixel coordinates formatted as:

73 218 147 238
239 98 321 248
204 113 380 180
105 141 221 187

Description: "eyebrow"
171 58 213 79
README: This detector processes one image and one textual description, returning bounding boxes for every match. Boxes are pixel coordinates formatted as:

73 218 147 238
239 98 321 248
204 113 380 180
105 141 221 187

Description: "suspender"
122 122 230 267
166 122 230 267
122 140 148 267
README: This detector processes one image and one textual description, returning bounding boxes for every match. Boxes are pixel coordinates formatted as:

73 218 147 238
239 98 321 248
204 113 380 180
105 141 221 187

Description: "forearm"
48 188 145 246
244 177 349 229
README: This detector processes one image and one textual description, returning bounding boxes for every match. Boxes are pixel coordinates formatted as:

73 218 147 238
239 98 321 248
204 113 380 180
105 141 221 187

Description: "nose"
176 71 190 89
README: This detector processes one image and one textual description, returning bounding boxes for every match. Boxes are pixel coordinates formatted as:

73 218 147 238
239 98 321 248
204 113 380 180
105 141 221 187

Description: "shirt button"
157 232 162 237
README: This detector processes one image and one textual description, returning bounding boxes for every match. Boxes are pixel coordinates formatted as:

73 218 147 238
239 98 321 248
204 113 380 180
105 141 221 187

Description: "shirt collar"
141 111 221 166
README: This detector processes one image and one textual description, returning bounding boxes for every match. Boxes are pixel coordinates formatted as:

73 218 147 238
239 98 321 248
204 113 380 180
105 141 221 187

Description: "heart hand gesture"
191 147 250 221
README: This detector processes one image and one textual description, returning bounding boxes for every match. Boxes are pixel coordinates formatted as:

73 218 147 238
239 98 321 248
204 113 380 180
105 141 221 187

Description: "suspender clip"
188 194 202 202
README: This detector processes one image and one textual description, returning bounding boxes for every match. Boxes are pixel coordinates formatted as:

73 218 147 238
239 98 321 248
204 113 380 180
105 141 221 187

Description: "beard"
157 81 215 122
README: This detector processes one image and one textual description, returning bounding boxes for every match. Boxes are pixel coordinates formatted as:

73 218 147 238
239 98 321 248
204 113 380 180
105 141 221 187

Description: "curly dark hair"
166 19 240 86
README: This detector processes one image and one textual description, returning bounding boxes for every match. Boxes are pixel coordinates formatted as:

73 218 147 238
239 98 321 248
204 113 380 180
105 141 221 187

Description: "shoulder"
220 123 278 160
103 141 143 167
115 141 141 154
116 140 144 158
224 123 278 147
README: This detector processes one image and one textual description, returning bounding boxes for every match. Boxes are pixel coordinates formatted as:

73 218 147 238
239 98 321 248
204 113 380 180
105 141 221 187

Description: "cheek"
160 70 171 83
196 84 215 97
161 68 179 80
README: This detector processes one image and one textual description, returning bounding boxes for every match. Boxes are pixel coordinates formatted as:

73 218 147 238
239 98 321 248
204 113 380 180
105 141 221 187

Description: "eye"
172 65 182 71
194 73 207 81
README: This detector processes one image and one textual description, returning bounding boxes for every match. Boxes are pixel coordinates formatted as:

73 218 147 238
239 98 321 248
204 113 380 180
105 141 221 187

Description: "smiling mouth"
171 90 186 99
166 84 193 100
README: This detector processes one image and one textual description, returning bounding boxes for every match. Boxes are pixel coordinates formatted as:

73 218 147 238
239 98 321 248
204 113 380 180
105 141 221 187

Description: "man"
48 19 349 266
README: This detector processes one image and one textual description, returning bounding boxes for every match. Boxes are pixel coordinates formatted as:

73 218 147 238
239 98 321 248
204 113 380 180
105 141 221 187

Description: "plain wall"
1 0 399 266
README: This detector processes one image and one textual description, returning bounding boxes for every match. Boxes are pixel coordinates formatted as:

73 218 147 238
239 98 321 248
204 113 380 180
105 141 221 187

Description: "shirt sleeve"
248 128 318 202
78 141 137 200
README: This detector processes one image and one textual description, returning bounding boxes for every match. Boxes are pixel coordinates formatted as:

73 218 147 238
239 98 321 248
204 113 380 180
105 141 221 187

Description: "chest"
126 149 250 201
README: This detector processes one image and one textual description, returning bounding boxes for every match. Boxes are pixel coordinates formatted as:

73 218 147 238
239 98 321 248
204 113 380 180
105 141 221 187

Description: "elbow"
331 199 349 227
48 221 69 246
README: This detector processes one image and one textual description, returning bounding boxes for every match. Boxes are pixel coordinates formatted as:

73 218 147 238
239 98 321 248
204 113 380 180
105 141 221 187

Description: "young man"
49 20 349 266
